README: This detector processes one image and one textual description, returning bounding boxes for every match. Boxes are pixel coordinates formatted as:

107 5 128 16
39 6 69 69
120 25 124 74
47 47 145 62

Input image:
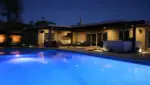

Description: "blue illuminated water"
0 48 150 85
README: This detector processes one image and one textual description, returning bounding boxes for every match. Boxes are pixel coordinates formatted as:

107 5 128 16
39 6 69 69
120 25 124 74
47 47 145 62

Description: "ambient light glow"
139 48 142 53
10 51 20 55
10 58 37 62
0 52 4 55
10 35 22 43
0 35 6 43
9 58 48 64
15 54 20 57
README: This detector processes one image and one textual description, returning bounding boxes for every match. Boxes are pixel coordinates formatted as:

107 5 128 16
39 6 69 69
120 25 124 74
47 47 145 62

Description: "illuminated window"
0 35 6 43
10 35 22 43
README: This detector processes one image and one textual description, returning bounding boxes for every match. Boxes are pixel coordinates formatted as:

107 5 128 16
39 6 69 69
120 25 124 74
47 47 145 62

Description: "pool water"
0 48 150 85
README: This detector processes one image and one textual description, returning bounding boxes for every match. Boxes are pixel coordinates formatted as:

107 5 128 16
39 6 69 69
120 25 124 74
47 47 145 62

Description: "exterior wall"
104 29 119 40
76 32 86 43
72 32 76 43
53 30 58 41
38 29 49 47
72 29 119 45
73 29 119 45
129 27 146 49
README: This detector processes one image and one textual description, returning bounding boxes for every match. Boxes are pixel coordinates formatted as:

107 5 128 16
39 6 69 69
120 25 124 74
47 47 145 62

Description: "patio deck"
58 47 150 61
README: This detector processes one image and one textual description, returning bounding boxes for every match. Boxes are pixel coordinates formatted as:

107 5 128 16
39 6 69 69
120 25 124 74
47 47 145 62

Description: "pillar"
96 33 98 46
132 24 136 52
48 27 52 42
71 31 73 44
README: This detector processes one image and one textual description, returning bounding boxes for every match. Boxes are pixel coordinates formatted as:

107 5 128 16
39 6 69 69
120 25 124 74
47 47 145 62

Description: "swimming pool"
0 48 150 85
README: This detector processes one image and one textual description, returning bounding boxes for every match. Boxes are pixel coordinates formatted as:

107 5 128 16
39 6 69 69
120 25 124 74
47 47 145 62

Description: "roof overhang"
70 20 146 31
39 20 147 31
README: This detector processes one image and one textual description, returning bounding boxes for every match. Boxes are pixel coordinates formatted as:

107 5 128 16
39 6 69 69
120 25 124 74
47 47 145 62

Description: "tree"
0 19 5 30
34 17 56 27
0 0 23 31
0 0 22 22
29 21 34 25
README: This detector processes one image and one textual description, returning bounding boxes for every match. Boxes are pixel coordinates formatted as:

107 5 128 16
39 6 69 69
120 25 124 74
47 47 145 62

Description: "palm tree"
0 0 22 22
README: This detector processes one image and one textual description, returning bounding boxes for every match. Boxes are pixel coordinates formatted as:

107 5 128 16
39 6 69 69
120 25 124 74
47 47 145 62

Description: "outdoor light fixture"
138 48 142 53
139 29 143 34
40 30 44 33
104 27 107 30
29 44 33 48
103 46 108 51
131 24 134 27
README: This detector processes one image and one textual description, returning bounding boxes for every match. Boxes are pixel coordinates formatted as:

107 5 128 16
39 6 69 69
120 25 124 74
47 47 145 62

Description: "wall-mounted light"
104 27 107 30
40 30 44 33
139 29 143 34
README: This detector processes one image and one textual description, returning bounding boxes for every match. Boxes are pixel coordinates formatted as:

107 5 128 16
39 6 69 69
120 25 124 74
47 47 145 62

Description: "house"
1 20 150 52
37 20 150 52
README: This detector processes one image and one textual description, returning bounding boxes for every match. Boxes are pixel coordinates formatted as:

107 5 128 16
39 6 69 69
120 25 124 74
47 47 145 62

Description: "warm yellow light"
0 35 6 43
0 52 4 55
138 48 142 53
10 35 22 43
103 46 108 51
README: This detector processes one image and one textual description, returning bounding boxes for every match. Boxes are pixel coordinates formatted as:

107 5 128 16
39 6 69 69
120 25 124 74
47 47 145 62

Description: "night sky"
22 0 150 25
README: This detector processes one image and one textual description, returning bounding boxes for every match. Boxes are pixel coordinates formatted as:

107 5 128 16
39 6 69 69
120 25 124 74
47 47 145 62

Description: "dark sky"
22 0 150 25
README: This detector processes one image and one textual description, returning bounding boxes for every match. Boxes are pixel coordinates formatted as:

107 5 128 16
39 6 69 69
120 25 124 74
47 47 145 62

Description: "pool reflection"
0 52 4 55
10 51 20 55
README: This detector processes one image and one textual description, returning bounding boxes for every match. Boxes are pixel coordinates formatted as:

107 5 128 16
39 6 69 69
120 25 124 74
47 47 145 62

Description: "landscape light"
138 48 142 53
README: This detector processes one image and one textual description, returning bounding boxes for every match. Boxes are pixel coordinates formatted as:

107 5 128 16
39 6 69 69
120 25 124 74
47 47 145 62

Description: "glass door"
103 32 108 41
119 30 129 41
86 34 91 46
148 31 150 48
97 33 103 47
86 33 96 46
91 34 96 46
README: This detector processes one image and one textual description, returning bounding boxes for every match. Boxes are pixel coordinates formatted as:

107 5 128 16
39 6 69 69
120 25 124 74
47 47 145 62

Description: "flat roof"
49 20 146 31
